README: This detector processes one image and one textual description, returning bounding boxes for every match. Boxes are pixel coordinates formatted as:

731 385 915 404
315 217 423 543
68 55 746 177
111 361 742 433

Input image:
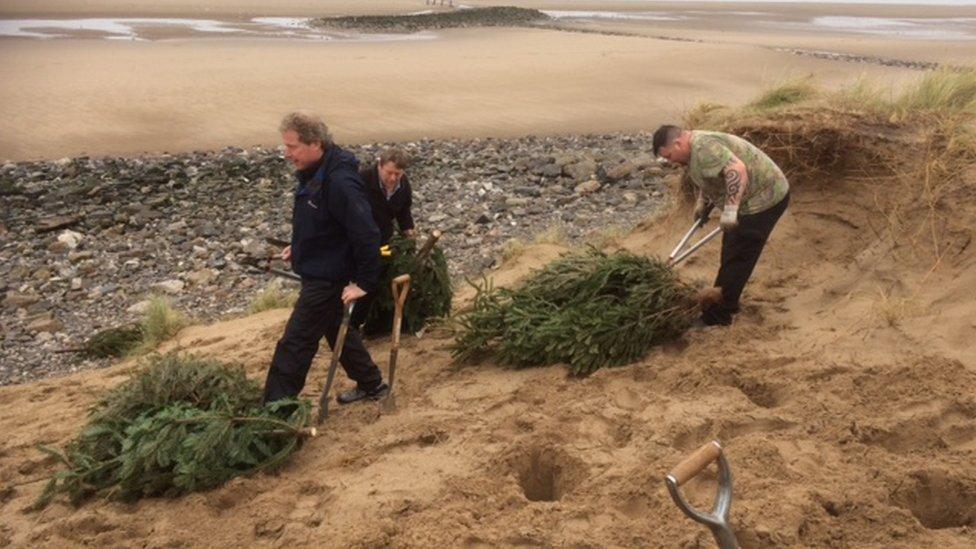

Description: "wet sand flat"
0 26 922 160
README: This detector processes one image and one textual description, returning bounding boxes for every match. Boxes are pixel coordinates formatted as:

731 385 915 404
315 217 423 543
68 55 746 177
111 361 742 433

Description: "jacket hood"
322 145 360 177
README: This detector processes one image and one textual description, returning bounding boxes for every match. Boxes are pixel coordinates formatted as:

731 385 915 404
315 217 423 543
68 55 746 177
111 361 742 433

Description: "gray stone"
152 279 185 295
186 268 218 286
27 315 62 333
604 161 635 182
575 180 601 195
128 299 152 314
3 292 39 309
35 215 80 234
563 159 597 181
241 238 268 257
68 250 94 262
552 154 576 167
197 223 220 237
539 164 562 178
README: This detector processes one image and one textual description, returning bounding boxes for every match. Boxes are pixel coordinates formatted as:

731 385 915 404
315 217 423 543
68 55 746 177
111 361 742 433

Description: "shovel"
668 203 721 267
381 274 411 413
417 229 442 262
316 301 355 424
665 440 738 549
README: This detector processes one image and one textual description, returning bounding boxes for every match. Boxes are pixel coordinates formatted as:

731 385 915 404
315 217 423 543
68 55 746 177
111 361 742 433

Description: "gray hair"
279 111 333 147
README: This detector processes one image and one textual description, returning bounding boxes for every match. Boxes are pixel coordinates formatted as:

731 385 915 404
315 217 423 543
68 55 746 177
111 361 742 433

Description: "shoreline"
3 1 976 19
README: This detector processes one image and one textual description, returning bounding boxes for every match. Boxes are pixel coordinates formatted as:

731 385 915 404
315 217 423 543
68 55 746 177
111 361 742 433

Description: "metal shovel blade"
665 440 738 549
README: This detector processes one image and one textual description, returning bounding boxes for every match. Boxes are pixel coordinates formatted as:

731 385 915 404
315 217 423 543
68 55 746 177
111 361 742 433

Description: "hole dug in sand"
514 446 586 503
891 470 976 529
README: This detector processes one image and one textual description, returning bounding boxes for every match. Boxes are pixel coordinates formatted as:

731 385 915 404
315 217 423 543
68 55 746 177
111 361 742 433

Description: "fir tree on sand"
32 354 313 509
452 248 699 374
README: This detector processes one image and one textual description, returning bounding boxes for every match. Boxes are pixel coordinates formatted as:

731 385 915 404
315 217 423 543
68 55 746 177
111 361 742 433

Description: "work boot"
337 382 389 405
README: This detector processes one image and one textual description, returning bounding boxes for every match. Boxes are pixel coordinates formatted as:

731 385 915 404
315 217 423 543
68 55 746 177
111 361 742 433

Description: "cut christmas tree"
32 353 313 509
451 248 698 375
361 234 452 336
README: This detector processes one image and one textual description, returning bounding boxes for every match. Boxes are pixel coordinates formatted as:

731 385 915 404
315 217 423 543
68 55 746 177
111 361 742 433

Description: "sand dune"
2 131 974 545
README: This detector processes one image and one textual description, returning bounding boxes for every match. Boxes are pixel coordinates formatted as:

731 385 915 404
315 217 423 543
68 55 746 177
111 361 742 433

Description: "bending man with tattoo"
653 125 790 326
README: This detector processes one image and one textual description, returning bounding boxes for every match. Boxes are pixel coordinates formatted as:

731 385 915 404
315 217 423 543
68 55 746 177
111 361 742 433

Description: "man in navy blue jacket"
263 111 388 405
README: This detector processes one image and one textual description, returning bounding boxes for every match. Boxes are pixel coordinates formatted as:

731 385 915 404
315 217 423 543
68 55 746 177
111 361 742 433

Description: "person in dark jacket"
263 111 388 405
351 147 417 329
359 147 416 245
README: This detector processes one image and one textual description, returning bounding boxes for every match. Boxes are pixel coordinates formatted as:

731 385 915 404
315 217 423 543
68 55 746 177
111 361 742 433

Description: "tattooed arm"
720 156 749 231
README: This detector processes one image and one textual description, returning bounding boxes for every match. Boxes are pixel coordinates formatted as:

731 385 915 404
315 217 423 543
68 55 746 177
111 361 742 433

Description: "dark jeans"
263 278 383 403
702 193 790 326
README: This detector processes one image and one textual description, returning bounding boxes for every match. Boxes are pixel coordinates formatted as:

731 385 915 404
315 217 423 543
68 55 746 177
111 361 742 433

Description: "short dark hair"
379 147 411 170
652 124 683 156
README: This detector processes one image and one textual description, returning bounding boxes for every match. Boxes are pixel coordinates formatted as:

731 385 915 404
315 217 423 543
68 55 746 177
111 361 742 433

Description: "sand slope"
1 129 974 547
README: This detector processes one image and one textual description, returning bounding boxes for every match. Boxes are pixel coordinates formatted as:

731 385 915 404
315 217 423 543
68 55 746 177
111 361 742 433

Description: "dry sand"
1 149 974 546
1 3 975 545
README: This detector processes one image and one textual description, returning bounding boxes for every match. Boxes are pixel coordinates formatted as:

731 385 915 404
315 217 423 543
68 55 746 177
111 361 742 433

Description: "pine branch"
30 354 313 510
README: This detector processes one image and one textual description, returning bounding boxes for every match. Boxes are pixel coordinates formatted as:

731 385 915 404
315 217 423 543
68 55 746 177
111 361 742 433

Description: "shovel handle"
392 274 411 310
668 440 722 487
417 229 442 262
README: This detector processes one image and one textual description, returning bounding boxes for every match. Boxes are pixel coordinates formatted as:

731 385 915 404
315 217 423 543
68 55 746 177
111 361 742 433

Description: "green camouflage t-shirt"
688 130 789 215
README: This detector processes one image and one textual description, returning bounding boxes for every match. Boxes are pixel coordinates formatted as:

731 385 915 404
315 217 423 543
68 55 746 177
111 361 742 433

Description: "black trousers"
702 193 790 326
263 278 383 403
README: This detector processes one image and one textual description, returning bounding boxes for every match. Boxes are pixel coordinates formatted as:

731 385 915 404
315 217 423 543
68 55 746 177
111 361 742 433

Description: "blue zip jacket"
290 145 381 293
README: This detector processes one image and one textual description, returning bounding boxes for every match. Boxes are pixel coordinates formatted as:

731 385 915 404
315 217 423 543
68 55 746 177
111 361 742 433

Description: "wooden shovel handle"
392 274 411 309
416 229 442 262
668 440 722 486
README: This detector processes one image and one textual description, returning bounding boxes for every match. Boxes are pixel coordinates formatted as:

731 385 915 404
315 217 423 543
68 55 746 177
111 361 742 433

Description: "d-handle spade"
665 440 738 549
381 274 411 413
317 301 355 425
